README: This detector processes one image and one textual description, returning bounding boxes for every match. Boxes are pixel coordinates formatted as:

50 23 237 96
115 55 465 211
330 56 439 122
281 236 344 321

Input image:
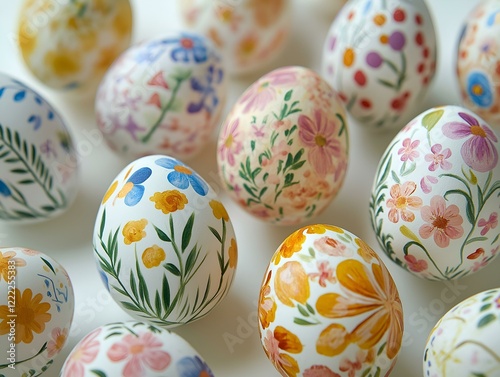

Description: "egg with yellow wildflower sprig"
93 155 237 328
258 225 403 377
17 0 133 92
0 247 74 377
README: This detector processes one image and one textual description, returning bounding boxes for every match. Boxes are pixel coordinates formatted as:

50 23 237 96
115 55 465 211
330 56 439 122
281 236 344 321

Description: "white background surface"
1 0 498 376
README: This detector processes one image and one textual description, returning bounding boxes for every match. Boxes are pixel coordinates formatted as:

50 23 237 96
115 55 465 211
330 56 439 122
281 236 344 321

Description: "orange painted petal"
117 182 134 198
147 93 162 109
316 293 379 319
279 353 300 377
316 323 351 356
337 260 379 300
274 326 303 354
274 261 310 307
350 308 389 350
386 304 404 359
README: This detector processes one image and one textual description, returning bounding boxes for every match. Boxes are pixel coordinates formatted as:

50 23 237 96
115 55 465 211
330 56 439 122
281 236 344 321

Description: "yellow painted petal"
337 260 379 301
316 293 379 319
316 323 351 356
350 309 389 350
274 326 303 354
400 225 420 243
274 261 310 307
102 181 118 204
279 353 300 377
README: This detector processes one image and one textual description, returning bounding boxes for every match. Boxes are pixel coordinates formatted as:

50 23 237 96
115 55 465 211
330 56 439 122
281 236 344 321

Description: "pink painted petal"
123 357 144 377
407 196 423 209
390 184 401 199
107 343 129 362
431 196 446 216
298 115 317 145
442 122 472 139
420 205 434 222
461 137 498 172
484 124 499 142
401 209 415 222
459 112 479 126
431 144 442 154
478 218 487 227
310 148 333 176
444 225 463 240
64 361 85 377
388 208 399 223
419 224 434 239
143 350 171 370
401 181 417 196
434 230 450 248
325 139 342 157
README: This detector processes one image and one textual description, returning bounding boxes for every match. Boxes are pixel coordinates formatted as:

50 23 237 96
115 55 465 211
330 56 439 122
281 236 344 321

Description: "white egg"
0 73 79 224
0 247 74 377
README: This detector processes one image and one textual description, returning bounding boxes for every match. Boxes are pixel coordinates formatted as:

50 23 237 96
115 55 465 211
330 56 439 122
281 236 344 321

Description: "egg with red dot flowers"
178 0 292 75
258 225 404 376
93 154 237 328
457 0 500 128
95 31 227 160
60 321 214 377
17 0 133 92
322 0 437 131
0 247 74 377
369 105 500 280
424 288 500 377
217 66 349 226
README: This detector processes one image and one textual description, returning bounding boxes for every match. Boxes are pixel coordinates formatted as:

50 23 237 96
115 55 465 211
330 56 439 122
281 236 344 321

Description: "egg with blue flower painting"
458 0 500 127
93 155 237 328
0 247 74 377
0 73 79 224
96 31 227 161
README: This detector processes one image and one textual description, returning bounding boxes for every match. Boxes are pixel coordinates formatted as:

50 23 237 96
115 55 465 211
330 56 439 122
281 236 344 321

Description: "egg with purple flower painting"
217 66 349 225
95 31 227 160
322 0 437 131
370 105 500 280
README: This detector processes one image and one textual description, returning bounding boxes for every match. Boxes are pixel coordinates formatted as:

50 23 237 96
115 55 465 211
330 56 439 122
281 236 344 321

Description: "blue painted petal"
168 171 189 189
177 356 213 377
124 185 145 206
14 91 26 101
156 157 180 169
188 175 208 196
467 71 493 108
0 180 11 197
128 167 152 184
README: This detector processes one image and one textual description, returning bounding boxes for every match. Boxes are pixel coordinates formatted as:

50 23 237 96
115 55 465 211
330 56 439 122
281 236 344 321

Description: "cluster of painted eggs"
2 0 500 376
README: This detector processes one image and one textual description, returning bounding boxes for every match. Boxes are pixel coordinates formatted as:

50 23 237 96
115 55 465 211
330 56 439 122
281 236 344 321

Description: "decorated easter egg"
178 0 292 75
457 0 500 127
0 73 79 224
258 225 403 376
0 247 74 377
216 66 349 225
369 106 500 280
95 31 227 160
93 155 237 328
322 0 437 130
424 288 500 377
60 321 214 376
17 0 133 92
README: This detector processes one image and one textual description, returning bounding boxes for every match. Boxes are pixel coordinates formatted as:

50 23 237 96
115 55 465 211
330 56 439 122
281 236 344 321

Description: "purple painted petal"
461 137 498 172
458 112 479 126
442 122 472 139
483 124 499 142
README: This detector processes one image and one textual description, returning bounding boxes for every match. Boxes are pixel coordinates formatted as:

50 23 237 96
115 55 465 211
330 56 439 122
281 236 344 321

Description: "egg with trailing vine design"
369 106 500 280
93 155 237 328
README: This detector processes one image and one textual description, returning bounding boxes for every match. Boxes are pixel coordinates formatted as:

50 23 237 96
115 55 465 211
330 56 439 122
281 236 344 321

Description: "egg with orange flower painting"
0 247 74 377
178 0 292 74
17 0 133 92
93 154 237 328
258 225 404 376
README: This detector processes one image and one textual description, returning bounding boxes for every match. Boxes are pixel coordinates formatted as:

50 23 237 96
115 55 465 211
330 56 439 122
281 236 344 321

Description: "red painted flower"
404 254 428 272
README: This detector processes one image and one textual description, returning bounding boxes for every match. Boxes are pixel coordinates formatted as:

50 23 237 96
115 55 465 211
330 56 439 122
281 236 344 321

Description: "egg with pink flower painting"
60 321 214 377
95 31 227 160
322 0 437 131
216 66 349 225
369 105 500 280
258 225 404 376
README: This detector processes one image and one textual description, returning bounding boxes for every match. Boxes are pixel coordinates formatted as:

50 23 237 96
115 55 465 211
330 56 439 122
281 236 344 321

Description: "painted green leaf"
208 226 222 242
478 313 496 328
422 109 444 132
181 213 195 251
165 263 181 276
161 274 170 309
297 305 309 317
480 303 491 312
284 89 293 101
154 225 171 243
41 257 56 274
293 317 317 326
472 373 487 377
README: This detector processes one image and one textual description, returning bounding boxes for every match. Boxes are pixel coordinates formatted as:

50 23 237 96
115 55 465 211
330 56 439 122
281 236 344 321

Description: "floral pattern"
179 0 291 74
457 0 500 125
61 321 215 377
17 0 132 90
217 66 349 225
0 247 74 375
96 31 226 160
258 225 403 376
93 155 237 327
0 73 78 223
424 288 500 377
370 106 500 280
323 0 437 130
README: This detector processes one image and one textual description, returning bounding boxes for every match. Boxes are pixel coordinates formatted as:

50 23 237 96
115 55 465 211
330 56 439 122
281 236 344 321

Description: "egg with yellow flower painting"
17 0 133 92
0 247 74 377
93 154 237 328
258 225 403 376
